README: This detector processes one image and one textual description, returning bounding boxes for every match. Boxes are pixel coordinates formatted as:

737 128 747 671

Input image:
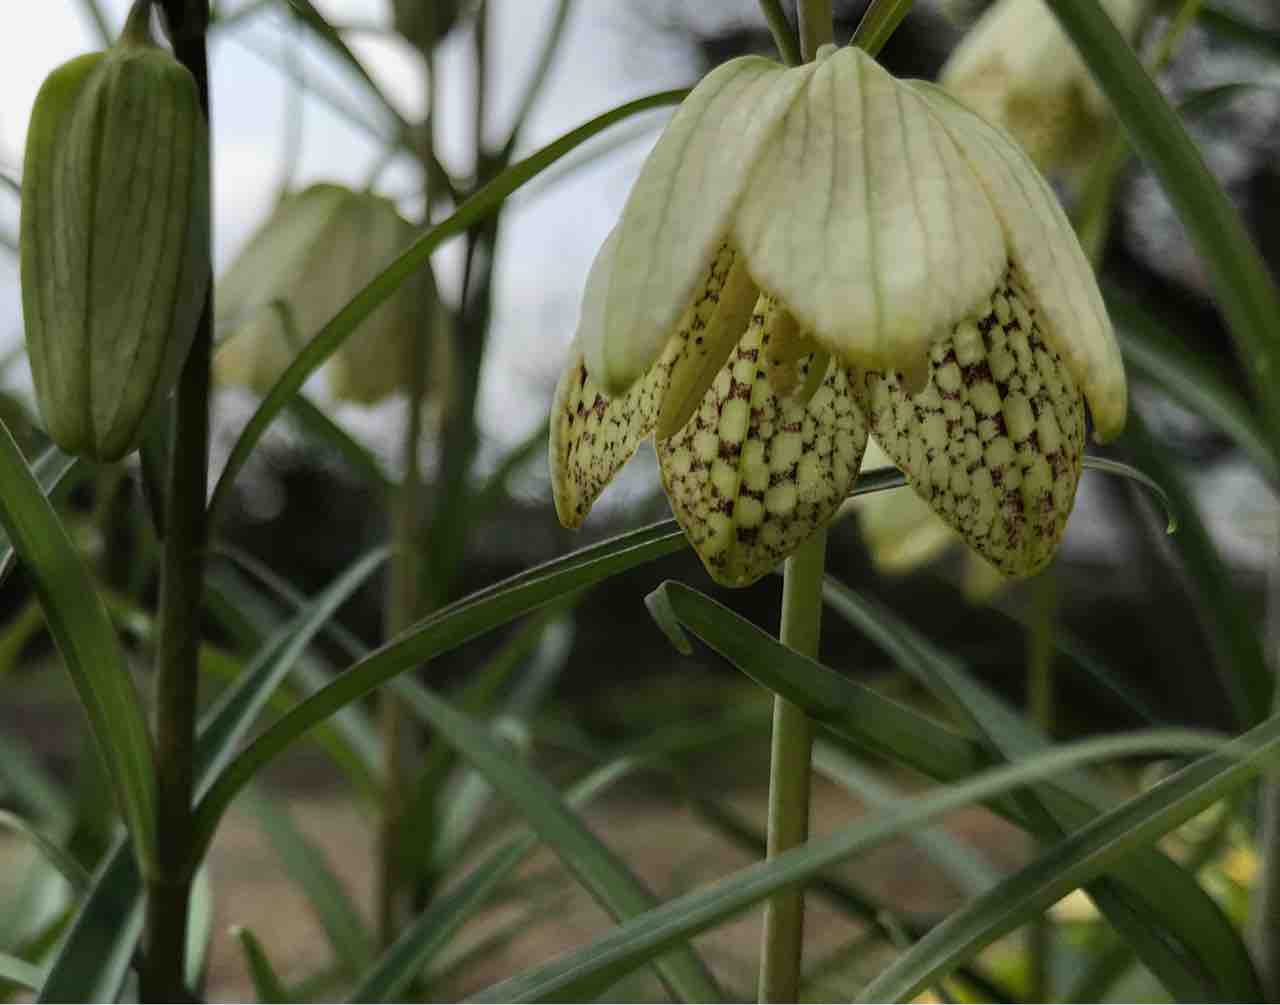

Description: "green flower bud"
20 1 210 461
215 183 451 410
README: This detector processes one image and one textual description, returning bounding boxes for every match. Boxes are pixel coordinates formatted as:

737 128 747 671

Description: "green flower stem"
757 528 826 1003
143 1 212 1000
377 20 442 948
757 0 801 65
1025 570 1056 1003
797 0 834 60
1252 532 1280 998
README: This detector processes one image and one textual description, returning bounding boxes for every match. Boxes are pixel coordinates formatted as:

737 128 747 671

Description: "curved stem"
757 0 801 65
758 528 826 1002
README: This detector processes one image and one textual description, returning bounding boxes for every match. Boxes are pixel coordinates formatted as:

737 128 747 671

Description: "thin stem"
1025 570 1056 1003
797 0 834 60
144 0 212 999
376 7 440 948
757 0 801 65
758 528 826 1003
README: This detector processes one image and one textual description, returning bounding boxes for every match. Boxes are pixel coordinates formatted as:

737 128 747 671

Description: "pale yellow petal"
598 56 811 395
658 295 868 587
549 350 663 529
854 441 959 574
912 82 1127 441
553 244 759 527
852 266 1085 577
733 45 1005 377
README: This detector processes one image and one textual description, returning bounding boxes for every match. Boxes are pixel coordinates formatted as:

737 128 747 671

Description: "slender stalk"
757 0 801 65
144 1 212 999
1026 570 1056 1003
376 10 440 948
758 528 826 1003
797 0 834 60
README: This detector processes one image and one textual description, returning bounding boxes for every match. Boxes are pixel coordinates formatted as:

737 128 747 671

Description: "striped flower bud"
20 1 209 461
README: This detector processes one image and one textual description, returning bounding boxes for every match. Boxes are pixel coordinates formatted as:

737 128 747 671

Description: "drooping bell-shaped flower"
551 43 1127 587
940 0 1149 173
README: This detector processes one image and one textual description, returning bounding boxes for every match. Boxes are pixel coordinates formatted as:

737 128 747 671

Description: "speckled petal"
596 56 810 395
732 45 1006 380
852 266 1086 577
911 81 1126 441
553 245 759 527
658 295 868 587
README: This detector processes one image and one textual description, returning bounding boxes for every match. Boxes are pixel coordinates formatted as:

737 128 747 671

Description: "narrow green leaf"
74 0 112 44
1198 4 1280 60
857 714 1280 1002
811 742 999 897
365 686 722 1002
821 576 1264 1000
353 760 640 1003
41 549 386 1000
0 953 44 992
186 866 215 991
194 547 389 797
0 729 73 832
191 521 687 855
850 0 916 56
0 421 155 867
1045 0 1280 459
1120 412 1272 726
287 393 393 488
38 840 142 1004
247 787 372 973
230 926 290 1004
470 730 1226 1003
208 90 688 521
656 580 1263 1000
0 810 89 893
0 445 84 587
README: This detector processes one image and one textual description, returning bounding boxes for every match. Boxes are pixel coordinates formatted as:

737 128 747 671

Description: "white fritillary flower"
551 43 1126 587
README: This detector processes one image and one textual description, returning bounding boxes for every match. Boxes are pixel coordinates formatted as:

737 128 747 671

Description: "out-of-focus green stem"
758 529 826 1003
1026 570 1056 1002
757 0 801 65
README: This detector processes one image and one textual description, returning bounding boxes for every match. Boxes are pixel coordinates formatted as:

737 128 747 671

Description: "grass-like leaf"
230 926 290 1004
353 759 641 1002
368 685 723 1002
653 580 1262 1000
0 810 89 894
191 521 687 855
0 421 156 868
857 713 1280 1001
0 953 44 993
247 787 373 974
470 730 1226 1002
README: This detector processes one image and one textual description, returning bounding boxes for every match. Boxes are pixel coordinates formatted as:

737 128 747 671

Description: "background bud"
215 183 452 410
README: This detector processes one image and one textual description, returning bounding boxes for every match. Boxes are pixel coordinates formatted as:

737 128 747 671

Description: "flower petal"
733 45 1005 377
596 56 810 395
658 295 868 587
550 349 662 529
911 82 1127 441
852 267 1086 577
553 244 758 527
